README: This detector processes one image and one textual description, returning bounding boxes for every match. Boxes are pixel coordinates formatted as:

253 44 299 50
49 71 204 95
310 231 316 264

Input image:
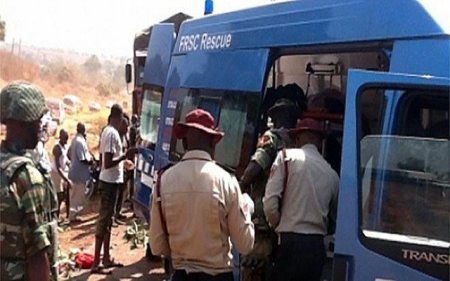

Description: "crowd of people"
1 80 341 281
0 81 139 280
148 84 340 281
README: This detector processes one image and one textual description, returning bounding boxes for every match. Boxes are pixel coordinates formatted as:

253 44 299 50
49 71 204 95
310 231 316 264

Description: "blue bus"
129 14 191 223
140 0 449 280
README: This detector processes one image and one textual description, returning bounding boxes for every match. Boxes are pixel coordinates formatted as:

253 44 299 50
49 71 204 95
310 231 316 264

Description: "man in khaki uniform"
239 93 305 281
263 118 339 281
150 109 255 281
0 81 59 281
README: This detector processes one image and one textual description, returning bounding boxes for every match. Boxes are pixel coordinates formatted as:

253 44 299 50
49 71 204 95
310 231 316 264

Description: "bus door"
333 70 449 281
133 24 176 222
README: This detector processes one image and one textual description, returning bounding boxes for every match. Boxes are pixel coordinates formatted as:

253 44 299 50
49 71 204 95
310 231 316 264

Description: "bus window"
396 91 449 139
359 88 449 257
140 87 163 146
168 88 259 175
215 93 258 173
199 97 221 122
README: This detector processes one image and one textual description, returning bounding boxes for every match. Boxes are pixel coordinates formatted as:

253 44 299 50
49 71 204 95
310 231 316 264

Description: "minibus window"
215 93 257 172
169 88 259 174
140 87 162 144
359 88 449 246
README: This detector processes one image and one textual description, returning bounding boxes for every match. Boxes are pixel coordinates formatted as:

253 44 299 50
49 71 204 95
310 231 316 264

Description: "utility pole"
18 39 22 57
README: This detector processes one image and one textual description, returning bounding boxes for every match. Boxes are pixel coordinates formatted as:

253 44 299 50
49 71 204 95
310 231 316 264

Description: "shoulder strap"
0 155 33 181
155 164 174 236
278 148 290 213
281 148 289 195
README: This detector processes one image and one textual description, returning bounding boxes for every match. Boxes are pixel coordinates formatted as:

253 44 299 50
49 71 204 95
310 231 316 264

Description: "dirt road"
58 195 168 281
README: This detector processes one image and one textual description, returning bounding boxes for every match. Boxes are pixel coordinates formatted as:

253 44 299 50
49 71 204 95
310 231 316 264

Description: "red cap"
288 118 325 138
174 109 224 144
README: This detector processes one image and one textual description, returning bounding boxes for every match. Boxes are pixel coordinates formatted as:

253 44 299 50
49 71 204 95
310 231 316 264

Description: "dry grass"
0 50 130 156
0 50 40 82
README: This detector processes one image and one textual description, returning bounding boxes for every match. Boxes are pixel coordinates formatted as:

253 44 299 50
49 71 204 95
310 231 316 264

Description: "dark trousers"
115 182 127 215
95 181 119 238
172 270 233 281
271 233 325 281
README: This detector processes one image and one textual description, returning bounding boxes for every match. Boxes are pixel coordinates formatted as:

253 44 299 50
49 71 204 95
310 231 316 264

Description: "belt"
173 270 233 280
278 232 324 244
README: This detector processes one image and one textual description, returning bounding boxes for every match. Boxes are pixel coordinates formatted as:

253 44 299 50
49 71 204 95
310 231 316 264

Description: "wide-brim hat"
174 109 224 144
288 118 326 138
267 98 301 118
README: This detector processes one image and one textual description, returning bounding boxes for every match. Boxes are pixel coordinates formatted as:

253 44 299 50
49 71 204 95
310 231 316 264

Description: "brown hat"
288 118 325 138
174 109 224 144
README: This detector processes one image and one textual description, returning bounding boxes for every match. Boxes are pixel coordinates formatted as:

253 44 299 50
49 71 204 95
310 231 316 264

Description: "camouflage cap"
0 81 48 123
267 98 301 118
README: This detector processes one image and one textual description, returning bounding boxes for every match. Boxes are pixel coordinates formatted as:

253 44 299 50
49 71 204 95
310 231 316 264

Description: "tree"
83 55 101 73
96 82 112 97
0 16 5 41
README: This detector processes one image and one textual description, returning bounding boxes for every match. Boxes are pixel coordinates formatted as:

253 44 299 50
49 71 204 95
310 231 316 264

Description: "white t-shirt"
32 141 52 173
99 125 124 183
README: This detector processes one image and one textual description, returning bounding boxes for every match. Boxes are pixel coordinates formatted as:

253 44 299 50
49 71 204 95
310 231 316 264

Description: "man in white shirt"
67 123 92 222
91 104 136 274
263 118 339 281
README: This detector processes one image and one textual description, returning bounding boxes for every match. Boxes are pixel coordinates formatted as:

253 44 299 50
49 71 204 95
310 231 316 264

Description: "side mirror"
125 63 132 84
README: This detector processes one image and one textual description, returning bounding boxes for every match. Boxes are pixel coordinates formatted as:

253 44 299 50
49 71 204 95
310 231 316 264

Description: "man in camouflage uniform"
0 81 59 281
239 87 306 281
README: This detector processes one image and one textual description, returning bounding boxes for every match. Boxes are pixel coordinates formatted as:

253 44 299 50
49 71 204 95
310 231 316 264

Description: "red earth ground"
58 195 168 281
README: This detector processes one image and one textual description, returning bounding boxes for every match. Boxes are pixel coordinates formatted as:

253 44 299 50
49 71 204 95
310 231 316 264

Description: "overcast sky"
1 0 275 57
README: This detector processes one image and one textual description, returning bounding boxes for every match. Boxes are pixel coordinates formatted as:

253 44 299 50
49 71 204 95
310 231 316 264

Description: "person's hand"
124 159 135 171
66 179 73 188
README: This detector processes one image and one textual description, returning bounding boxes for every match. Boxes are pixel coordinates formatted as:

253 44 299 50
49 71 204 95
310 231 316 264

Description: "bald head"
59 129 69 145
76 122 86 135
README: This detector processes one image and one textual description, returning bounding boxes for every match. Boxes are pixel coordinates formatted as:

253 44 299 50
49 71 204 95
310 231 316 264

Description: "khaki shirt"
149 150 254 275
263 144 339 235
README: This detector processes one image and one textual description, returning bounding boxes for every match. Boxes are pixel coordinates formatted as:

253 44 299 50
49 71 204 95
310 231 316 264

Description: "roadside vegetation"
0 48 130 154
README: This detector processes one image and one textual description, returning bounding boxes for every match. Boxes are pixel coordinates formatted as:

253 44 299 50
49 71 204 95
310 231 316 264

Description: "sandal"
103 258 124 268
90 266 112 275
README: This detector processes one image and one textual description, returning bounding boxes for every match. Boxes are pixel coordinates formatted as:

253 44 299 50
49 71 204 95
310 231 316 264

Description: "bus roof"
174 0 449 54
166 0 449 92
